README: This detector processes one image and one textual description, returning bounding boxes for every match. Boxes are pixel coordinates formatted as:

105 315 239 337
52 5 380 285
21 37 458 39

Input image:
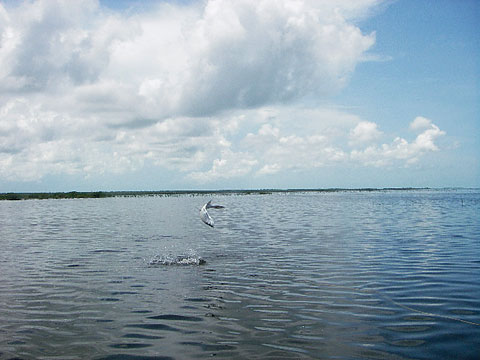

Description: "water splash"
149 253 206 266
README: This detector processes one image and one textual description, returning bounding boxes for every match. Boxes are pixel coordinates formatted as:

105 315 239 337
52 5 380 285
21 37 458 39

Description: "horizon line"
1 187 478 201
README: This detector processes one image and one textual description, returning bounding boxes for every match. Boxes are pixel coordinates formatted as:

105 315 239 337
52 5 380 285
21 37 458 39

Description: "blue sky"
0 0 478 191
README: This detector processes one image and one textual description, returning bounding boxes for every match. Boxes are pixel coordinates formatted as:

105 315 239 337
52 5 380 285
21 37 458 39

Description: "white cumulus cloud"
350 117 446 167
0 0 447 186
349 121 382 146
409 116 432 131
0 0 380 183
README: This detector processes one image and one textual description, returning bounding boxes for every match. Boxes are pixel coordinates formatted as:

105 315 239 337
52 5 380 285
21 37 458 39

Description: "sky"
0 0 478 192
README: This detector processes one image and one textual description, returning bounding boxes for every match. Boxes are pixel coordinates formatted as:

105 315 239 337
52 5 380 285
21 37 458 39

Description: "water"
0 190 479 359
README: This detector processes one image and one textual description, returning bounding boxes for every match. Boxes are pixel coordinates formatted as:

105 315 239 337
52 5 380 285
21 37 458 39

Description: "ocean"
0 189 479 359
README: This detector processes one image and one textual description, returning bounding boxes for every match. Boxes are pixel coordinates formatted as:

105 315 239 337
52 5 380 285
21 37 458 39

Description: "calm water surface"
0 190 479 359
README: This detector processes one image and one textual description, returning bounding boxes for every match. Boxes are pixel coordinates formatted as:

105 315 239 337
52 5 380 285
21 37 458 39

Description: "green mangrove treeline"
0 191 109 200
0 188 427 201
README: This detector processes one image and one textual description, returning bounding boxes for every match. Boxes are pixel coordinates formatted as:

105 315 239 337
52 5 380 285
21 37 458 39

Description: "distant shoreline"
1 187 475 201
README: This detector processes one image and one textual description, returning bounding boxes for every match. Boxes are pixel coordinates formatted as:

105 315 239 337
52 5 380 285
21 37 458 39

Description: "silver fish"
199 200 224 227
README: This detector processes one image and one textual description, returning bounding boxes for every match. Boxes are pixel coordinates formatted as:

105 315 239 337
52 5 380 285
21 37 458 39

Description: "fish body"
199 200 224 227
200 203 214 227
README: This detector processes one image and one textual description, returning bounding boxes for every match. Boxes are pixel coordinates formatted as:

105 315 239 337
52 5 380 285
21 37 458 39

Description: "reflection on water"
0 190 479 359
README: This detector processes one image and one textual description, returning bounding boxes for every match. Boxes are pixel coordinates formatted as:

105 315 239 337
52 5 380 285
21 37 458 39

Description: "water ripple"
0 191 479 359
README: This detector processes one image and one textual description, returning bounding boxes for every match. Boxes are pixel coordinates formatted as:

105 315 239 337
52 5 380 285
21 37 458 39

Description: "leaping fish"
199 200 224 227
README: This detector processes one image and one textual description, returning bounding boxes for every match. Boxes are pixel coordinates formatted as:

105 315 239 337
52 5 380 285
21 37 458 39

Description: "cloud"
409 116 432 131
349 121 382 146
0 0 447 186
188 149 258 182
190 112 446 181
411 120 445 152
173 0 376 116
242 123 345 175
257 163 282 176
1 0 376 115
350 117 446 167
0 0 137 92
0 0 381 183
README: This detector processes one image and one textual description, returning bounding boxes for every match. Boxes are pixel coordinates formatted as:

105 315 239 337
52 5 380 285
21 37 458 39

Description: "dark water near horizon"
0 190 479 359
